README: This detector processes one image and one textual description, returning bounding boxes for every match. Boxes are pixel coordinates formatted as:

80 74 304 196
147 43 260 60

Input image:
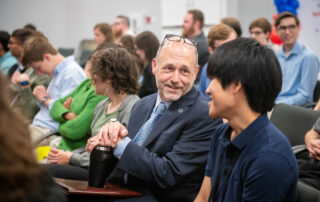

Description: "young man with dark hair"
182 9 210 83
249 17 272 47
195 38 298 202
275 11 319 106
0 30 17 74
22 35 86 144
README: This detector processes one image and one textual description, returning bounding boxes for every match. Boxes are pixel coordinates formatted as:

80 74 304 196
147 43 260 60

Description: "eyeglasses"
278 24 297 32
8 40 21 45
250 31 263 36
161 34 198 48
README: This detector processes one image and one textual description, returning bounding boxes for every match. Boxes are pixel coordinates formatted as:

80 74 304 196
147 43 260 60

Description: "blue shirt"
0 51 17 74
276 41 320 106
32 56 86 130
198 63 210 100
205 114 298 202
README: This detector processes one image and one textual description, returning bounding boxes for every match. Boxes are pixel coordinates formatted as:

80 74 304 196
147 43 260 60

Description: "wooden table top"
54 178 141 197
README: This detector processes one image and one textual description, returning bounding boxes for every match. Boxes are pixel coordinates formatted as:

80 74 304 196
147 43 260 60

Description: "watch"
41 96 50 104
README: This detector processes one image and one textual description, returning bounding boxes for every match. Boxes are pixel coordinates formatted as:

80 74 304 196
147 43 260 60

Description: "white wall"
1 0 319 57
0 0 162 49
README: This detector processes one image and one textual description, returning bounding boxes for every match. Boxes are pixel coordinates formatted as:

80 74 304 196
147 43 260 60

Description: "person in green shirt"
45 47 140 181
48 60 105 151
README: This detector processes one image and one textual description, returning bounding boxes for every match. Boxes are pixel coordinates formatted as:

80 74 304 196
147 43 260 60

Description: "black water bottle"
88 145 117 188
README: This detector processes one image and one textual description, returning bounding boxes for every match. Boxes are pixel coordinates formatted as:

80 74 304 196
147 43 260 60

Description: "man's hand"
308 139 320 160
63 97 73 110
62 112 78 120
11 72 30 87
85 121 128 152
47 148 72 164
33 85 48 101
11 71 21 84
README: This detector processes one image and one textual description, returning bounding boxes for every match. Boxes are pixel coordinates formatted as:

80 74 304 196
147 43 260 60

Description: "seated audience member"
93 23 113 45
118 34 135 50
0 30 17 74
117 35 145 76
221 17 242 37
86 34 222 201
297 117 320 190
249 17 273 48
134 31 159 98
48 59 105 151
8 29 51 120
182 9 210 83
0 72 66 202
194 38 298 202
46 47 140 181
112 15 135 42
198 24 236 99
21 35 86 145
275 12 320 106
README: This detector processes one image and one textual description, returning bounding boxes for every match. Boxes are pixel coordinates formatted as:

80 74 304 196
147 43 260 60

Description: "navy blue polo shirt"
205 114 298 202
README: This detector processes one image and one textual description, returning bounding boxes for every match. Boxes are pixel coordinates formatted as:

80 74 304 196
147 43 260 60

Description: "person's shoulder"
250 123 297 169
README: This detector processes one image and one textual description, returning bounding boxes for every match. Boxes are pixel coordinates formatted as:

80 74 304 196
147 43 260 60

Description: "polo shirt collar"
220 114 269 150
279 41 302 58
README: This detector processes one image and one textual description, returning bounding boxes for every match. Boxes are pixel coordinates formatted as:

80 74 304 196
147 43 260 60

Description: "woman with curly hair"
46 47 140 180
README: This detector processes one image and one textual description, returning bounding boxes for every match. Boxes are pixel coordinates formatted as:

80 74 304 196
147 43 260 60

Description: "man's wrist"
40 96 50 104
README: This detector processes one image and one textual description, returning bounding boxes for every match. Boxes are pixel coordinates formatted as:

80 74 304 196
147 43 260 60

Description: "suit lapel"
143 86 199 147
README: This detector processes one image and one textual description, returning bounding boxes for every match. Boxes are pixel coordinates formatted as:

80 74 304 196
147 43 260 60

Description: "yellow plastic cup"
37 146 51 162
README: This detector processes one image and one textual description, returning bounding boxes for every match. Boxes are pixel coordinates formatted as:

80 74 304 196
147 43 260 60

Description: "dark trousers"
297 149 320 190
45 164 89 180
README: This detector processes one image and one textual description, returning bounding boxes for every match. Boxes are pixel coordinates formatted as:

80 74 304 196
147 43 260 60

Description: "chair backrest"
270 103 320 146
314 80 320 102
297 181 320 202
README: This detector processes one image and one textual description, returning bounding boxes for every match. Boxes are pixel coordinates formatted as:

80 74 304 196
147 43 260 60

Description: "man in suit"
86 34 221 201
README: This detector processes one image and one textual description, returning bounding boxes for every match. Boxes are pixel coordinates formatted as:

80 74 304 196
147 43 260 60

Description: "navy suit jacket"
110 86 222 201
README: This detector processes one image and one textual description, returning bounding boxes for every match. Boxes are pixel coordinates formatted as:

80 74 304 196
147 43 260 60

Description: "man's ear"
195 65 200 76
193 20 200 29
152 58 157 75
233 81 242 94
209 47 214 54
42 53 51 61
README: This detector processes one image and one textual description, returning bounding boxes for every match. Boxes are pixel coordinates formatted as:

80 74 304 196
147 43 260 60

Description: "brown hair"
188 9 205 29
207 24 236 49
90 47 139 94
22 35 57 67
249 18 272 33
118 35 145 76
11 28 35 44
117 15 130 27
221 17 242 37
275 11 300 27
94 23 113 43
119 35 135 51
0 72 46 201
135 31 160 63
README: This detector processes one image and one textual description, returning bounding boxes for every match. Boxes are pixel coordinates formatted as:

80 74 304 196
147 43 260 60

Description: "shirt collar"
54 56 73 75
279 41 302 58
220 114 269 150
155 93 172 110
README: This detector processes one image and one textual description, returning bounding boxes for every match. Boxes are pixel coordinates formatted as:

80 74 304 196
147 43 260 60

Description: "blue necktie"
133 102 167 146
